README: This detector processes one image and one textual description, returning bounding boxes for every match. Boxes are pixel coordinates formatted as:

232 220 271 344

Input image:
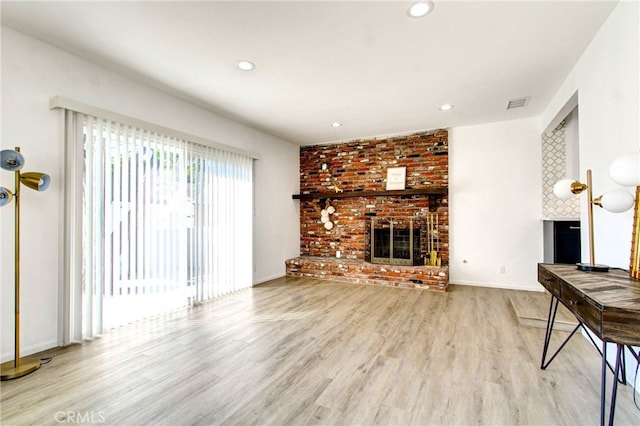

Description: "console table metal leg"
600 342 624 426
607 344 623 426
541 295 582 370
585 331 627 384
541 295 559 369
601 340 607 426
620 348 627 386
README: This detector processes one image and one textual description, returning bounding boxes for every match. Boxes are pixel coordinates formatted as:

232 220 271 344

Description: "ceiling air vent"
506 97 530 110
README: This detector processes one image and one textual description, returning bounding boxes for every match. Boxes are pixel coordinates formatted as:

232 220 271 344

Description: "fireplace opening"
365 217 424 266
372 228 421 262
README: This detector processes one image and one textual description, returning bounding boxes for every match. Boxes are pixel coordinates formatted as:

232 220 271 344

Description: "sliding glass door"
80 114 252 333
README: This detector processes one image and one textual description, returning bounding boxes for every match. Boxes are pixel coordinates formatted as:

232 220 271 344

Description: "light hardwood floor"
2 277 639 425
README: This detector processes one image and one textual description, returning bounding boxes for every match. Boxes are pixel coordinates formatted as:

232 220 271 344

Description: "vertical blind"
64 111 253 341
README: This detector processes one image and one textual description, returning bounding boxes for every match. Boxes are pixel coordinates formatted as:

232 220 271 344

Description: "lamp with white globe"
594 190 635 213
552 178 587 200
553 169 635 272
609 152 640 279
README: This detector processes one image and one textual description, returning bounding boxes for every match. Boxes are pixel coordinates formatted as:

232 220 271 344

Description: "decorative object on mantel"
386 167 406 190
0 147 51 380
553 169 635 272
609 151 640 279
330 177 343 193
319 161 343 193
320 199 336 230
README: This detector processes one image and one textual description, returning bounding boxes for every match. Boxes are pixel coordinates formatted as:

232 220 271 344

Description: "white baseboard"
253 272 285 285
449 279 543 292
1 338 58 363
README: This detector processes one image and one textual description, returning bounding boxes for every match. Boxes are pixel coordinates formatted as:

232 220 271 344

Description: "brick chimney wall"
298 129 449 264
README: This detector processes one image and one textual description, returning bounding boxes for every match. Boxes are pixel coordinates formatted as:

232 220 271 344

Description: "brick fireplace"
286 129 449 291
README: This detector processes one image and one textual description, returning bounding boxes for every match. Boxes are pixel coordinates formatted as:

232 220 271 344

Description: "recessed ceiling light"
237 60 255 71
408 1 434 18
439 104 454 111
331 122 342 128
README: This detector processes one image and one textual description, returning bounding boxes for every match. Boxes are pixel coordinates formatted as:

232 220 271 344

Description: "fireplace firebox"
365 217 424 266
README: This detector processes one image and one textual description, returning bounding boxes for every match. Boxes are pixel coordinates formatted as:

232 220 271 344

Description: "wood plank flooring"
1 277 639 425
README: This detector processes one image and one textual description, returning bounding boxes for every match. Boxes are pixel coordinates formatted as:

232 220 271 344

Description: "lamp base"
577 263 609 273
0 357 41 380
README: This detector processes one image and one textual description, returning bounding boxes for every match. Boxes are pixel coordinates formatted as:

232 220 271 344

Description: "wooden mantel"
292 188 447 200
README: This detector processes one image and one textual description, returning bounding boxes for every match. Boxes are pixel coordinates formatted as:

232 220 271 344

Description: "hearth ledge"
285 256 449 292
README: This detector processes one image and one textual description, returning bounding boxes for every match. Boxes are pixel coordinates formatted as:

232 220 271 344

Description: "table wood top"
540 264 640 311
539 263 640 345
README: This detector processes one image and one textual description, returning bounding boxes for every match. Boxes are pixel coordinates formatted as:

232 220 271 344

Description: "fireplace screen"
365 217 424 266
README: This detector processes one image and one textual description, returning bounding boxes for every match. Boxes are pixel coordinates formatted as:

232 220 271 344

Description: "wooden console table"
538 263 640 426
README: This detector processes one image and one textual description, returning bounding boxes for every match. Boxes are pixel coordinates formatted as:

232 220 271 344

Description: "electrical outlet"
499 265 506 274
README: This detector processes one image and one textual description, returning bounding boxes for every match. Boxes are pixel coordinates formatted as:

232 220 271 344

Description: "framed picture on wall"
386 167 406 190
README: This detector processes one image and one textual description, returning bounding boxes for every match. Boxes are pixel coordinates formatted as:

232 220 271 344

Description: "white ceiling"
1 1 618 145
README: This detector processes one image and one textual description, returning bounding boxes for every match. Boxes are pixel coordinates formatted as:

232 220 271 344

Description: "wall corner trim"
542 91 579 135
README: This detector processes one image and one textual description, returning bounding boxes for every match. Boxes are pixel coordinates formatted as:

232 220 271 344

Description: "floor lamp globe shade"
601 190 635 213
553 179 577 200
610 152 640 186
0 187 13 207
20 172 51 192
0 149 25 171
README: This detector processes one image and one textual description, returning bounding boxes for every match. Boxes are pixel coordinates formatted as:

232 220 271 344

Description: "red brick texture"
286 256 448 291
287 129 449 290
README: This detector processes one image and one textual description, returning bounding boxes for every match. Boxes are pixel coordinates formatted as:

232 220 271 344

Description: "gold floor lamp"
609 152 640 279
0 147 51 380
553 169 635 272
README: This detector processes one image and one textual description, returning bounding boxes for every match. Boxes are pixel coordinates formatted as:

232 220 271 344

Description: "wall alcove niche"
286 129 450 291
541 104 582 265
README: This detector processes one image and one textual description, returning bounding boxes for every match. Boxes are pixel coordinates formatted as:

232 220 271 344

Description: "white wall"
450 1 638 292
1 27 300 360
540 0 639 384
541 0 639 271
449 117 543 291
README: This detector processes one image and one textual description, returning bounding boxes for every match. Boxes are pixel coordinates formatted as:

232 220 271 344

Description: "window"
59 106 253 342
